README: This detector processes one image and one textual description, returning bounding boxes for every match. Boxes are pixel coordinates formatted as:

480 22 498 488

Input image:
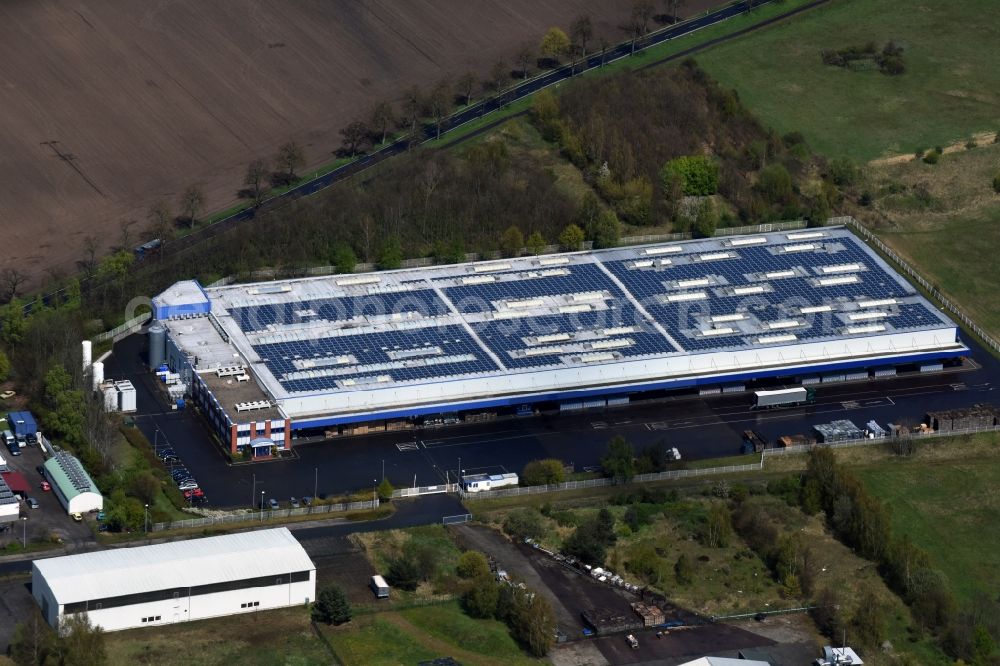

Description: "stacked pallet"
385 420 414 431
631 602 665 627
927 404 999 433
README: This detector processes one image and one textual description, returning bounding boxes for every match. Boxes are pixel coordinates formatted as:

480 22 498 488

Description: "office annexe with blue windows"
150 227 966 453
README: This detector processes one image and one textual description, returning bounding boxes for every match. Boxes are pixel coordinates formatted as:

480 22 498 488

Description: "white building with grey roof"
31 527 315 632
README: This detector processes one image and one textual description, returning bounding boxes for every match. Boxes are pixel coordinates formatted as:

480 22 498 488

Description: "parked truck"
752 387 816 410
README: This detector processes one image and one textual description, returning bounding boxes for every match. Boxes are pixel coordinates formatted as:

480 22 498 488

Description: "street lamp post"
381 459 385 482
144 504 149 534
260 491 265 522
314 467 318 501
20 516 27 549
373 479 377 506
251 473 256 510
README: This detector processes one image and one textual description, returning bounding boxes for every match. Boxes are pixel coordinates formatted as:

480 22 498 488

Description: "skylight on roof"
782 243 815 253
767 320 801 329
538 257 569 266
473 262 512 273
728 236 767 246
733 285 768 295
700 252 734 261
848 312 888 321
335 276 380 286
644 246 682 256
666 291 708 302
786 231 826 240
858 298 897 308
817 276 860 286
846 324 887 334
819 263 862 274
800 305 833 314
765 270 796 279
757 334 797 344
700 327 736 336
711 314 745 323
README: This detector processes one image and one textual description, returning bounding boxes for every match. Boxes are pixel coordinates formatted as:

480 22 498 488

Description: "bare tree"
339 121 369 157
118 219 136 252
490 60 510 105
633 0 655 34
401 86 424 137
456 72 476 106
244 159 269 206
179 184 205 228
599 37 611 66
428 80 453 139
146 199 172 240
516 44 533 80
78 235 100 279
0 268 27 302
663 0 686 23
370 101 396 145
571 15 594 59
276 141 306 181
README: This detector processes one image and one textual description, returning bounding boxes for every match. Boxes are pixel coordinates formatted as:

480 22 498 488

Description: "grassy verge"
323 600 539 666
351 525 462 605
103 606 330 666
694 0 1000 161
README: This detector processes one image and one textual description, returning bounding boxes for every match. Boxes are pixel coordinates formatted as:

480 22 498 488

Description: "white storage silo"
81 340 92 371
91 362 104 392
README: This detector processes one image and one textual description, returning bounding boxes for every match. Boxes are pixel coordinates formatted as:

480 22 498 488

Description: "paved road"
105 332 1000 509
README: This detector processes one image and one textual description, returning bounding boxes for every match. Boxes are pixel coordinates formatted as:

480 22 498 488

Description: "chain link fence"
765 422 1000 457
150 498 379 532
461 463 762 500
92 312 152 343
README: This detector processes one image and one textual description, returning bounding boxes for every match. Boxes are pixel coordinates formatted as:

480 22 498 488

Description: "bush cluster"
820 40 906 75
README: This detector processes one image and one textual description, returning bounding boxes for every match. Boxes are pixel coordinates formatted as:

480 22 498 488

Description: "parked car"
177 480 198 491
160 454 179 463
6 442 20 456
183 488 205 500
302 496 313 506
0 390 16 400
626 634 639 649
157 449 177 460
268 498 279 510
170 469 189 480
25 497 39 509
289 497 300 508
97 511 106 521
71 512 83 522
40 481 50 492
35 465 45 477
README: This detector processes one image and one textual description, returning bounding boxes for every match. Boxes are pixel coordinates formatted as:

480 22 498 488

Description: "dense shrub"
660 155 720 196
502 509 545 541
521 459 566 486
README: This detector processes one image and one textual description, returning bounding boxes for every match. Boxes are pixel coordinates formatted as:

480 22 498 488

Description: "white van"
2 430 15 448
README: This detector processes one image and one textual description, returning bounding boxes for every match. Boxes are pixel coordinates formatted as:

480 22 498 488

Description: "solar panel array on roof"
179 227 959 403
53 451 98 494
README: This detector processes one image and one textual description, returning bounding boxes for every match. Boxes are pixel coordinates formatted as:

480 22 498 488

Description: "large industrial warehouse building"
31 527 315 632
151 227 966 452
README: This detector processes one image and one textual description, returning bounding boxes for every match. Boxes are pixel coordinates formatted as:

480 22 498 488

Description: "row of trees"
457 550 556 657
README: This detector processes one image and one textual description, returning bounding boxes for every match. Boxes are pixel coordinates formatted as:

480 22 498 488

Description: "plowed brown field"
1 0 713 282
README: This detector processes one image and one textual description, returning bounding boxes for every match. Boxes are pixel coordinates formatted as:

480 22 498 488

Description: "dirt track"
0 0 718 283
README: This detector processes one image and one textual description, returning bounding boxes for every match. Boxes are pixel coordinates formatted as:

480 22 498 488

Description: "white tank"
91 361 104 391
81 340 92 371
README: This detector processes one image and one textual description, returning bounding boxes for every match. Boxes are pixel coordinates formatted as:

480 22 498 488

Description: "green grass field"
858 449 1000 604
324 601 539 666
695 0 1000 161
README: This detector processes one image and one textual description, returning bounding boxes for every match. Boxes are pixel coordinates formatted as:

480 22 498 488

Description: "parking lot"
106 331 1000 508
0 437 93 551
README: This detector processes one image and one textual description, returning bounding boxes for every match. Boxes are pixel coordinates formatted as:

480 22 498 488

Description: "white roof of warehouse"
680 658 770 666
33 527 313 605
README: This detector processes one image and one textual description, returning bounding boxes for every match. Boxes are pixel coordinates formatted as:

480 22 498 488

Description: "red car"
183 488 204 499
40 480 51 492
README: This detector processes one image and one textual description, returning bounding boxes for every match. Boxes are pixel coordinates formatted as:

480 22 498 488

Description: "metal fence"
150 498 379 532
461 463 762 500
91 312 151 343
842 216 1000 355
393 483 455 498
442 514 472 525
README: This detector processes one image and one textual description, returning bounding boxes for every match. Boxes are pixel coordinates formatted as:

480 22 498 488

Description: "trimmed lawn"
695 0 1000 161
325 616 438 666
